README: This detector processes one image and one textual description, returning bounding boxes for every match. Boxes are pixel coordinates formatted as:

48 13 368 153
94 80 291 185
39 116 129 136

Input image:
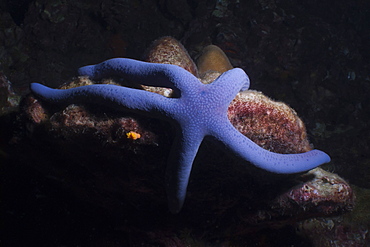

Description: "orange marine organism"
126 131 141 140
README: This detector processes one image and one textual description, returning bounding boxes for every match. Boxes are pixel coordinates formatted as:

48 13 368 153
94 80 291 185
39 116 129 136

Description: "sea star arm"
212 121 331 174
78 58 203 96
30 83 173 115
208 68 250 103
210 68 250 93
165 125 205 213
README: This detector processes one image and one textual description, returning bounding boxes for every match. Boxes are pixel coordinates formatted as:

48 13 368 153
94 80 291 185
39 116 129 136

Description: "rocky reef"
1 0 369 246
5 36 354 246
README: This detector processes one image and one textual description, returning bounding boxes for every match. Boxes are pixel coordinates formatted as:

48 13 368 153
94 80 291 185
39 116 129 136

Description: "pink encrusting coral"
275 168 354 217
228 90 312 154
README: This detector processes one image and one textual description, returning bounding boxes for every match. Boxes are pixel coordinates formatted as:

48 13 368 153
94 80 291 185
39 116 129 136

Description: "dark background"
1 0 369 246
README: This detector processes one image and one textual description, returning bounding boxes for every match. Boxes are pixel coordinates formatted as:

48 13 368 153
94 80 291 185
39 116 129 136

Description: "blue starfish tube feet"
30 58 330 213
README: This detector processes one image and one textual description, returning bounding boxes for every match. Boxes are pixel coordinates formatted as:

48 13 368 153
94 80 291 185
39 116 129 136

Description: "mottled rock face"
228 90 312 154
0 72 21 115
24 76 163 151
144 36 199 77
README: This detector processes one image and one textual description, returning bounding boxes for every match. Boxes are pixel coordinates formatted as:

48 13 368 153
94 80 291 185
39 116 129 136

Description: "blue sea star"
30 58 331 213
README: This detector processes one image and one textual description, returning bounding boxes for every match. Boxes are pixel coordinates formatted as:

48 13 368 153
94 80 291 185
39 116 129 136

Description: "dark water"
1 0 369 246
